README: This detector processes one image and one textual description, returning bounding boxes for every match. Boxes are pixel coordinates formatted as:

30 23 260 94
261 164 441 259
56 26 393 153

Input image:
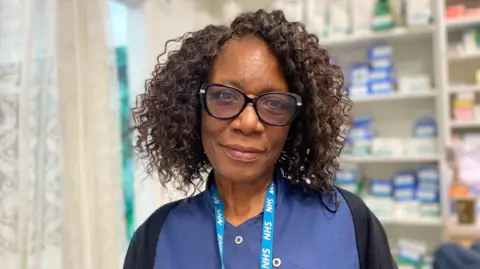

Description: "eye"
215 90 235 101
206 87 241 105
263 98 285 109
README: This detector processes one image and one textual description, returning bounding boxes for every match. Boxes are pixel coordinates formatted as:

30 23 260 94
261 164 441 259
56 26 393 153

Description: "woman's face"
201 36 291 183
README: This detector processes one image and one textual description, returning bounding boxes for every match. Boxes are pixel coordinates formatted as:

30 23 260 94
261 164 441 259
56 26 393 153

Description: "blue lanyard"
211 180 277 269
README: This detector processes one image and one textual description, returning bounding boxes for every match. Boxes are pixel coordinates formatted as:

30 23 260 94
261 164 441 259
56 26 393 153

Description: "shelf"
379 216 443 226
446 216 480 240
448 51 480 61
451 120 480 129
340 155 439 163
351 91 437 104
321 25 434 47
446 17 480 30
449 85 480 93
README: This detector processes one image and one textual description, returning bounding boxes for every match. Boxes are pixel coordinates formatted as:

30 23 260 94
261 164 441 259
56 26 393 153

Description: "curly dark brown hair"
132 9 352 197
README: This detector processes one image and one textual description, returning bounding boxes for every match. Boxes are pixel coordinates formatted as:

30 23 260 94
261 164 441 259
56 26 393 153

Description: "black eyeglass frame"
199 83 302 126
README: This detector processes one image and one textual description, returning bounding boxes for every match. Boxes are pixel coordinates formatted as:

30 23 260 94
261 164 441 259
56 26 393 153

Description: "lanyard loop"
211 180 277 269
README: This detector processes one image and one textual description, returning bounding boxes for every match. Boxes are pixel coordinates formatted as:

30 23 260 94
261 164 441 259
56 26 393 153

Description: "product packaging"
372 0 395 31
306 0 329 37
326 0 351 38
405 0 432 26
371 138 405 156
412 116 437 138
394 171 417 202
335 166 362 194
368 44 394 95
453 92 475 121
371 179 393 197
349 115 375 156
398 75 431 93
350 0 375 35
407 138 437 156
397 239 427 265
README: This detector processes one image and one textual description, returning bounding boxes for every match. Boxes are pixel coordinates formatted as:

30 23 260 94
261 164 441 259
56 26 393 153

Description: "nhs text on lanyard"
211 180 276 269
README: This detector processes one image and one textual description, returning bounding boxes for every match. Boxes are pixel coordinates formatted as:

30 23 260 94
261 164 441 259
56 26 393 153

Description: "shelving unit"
448 51 480 61
450 120 480 129
321 25 435 47
351 91 437 104
313 0 480 256
446 16 480 30
340 155 440 164
449 85 480 93
379 216 443 227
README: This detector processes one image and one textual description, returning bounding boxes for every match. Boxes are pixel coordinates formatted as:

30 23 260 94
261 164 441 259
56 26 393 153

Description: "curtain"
56 0 125 268
0 0 125 268
0 0 62 268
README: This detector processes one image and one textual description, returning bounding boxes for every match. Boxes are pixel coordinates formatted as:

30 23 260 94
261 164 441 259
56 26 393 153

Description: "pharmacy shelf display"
301 0 480 266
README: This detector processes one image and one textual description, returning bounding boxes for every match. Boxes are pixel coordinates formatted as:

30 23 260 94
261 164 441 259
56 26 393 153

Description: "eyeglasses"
199 83 302 126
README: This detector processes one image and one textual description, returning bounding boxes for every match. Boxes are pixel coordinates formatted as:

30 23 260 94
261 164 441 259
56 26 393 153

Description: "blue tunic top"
153 174 360 269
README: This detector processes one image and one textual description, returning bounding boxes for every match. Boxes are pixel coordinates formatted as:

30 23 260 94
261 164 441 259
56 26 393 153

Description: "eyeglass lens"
205 84 297 125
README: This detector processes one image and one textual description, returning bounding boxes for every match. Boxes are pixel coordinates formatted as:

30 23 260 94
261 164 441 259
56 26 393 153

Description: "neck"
214 171 273 227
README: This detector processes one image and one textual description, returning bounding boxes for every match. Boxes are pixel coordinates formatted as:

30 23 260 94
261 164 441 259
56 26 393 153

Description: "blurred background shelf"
451 120 480 129
351 91 437 104
449 85 480 93
446 17 480 30
321 26 435 47
322 0 480 261
340 155 440 164
380 216 443 226
448 51 480 61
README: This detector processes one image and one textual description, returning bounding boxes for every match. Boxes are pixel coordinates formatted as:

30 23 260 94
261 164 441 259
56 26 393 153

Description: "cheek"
201 112 228 156
266 126 290 154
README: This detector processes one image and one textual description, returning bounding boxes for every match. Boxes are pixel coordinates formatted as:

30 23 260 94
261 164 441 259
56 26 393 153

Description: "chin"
215 161 272 183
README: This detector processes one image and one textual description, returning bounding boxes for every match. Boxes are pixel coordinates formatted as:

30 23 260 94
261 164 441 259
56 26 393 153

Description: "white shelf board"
446 17 480 30
449 85 480 93
446 216 480 240
451 120 480 129
321 25 434 47
351 91 437 104
340 155 439 163
379 216 443 226
448 51 480 61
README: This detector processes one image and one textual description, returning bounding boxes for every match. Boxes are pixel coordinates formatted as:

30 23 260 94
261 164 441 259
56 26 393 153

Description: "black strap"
123 200 181 269
337 188 398 269
337 188 369 269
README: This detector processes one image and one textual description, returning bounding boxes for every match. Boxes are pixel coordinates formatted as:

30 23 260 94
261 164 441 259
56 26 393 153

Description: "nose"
232 104 265 135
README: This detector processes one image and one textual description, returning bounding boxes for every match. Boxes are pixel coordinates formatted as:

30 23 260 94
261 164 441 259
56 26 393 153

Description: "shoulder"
336 187 370 219
335 187 398 269
335 186 381 238
134 192 206 238
123 193 205 269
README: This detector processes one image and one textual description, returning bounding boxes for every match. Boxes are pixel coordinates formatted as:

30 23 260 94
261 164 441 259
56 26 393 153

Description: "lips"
223 144 264 161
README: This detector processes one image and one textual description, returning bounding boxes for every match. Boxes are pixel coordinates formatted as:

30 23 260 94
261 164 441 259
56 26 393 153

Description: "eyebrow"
217 79 288 94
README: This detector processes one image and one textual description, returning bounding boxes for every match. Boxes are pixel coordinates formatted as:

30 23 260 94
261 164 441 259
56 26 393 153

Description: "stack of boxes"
358 166 441 220
453 92 476 122
347 43 433 99
368 44 395 96
393 166 440 218
348 44 395 98
417 166 441 217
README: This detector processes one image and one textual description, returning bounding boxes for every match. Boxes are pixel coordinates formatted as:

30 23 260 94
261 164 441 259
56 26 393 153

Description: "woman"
124 9 397 269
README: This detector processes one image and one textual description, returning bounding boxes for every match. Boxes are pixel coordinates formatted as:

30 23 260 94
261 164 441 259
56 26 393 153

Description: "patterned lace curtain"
0 0 62 268
0 0 125 268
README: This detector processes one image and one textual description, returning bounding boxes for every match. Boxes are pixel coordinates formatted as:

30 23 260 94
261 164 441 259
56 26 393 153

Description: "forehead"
211 36 288 94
